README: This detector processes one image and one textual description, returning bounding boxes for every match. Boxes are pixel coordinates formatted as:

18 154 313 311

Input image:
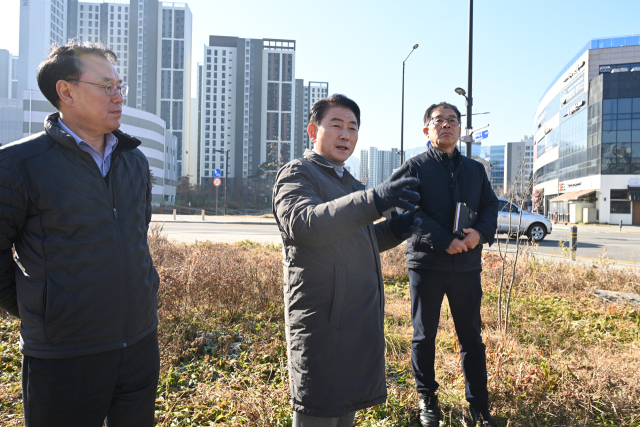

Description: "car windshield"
498 201 519 213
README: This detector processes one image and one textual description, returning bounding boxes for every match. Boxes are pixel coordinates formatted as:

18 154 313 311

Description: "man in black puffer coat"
402 102 498 427
0 41 159 426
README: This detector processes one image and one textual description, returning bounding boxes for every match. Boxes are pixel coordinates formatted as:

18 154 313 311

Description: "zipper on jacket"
109 156 119 215
106 154 130 348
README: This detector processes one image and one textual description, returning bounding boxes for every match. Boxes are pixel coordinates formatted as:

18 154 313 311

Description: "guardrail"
151 203 217 216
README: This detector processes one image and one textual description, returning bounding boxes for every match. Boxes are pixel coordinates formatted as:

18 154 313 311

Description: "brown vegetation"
1 230 639 426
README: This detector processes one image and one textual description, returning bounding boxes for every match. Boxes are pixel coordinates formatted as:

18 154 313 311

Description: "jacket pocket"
329 263 347 329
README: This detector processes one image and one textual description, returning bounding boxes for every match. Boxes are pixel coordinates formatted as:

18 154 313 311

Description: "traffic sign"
213 177 222 187
474 129 489 141
213 169 221 177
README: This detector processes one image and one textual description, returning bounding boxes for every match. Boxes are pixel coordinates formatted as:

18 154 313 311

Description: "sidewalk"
483 245 640 270
151 213 276 225
552 221 640 234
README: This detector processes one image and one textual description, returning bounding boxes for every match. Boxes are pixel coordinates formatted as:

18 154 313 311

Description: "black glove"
390 206 422 239
373 164 421 214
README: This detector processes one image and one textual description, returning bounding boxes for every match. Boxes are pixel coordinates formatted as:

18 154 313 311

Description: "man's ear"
56 80 75 108
307 123 318 143
423 126 430 139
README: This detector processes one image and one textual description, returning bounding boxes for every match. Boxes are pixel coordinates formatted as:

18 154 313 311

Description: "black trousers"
408 269 488 405
22 328 160 427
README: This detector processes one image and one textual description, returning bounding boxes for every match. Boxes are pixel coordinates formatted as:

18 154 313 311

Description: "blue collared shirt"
58 118 119 177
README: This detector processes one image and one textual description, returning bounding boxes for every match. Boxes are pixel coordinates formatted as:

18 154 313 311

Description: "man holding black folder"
402 102 498 426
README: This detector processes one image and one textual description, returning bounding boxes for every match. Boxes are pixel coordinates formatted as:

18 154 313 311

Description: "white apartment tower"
199 44 237 184
366 146 401 189
0 50 19 99
19 0 192 177
359 149 369 185
301 82 329 150
504 135 534 195
75 2 130 90
198 36 300 195
18 0 71 94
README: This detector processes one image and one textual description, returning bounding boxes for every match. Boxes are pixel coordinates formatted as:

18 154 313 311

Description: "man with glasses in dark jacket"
403 102 498 426
0 41 159 426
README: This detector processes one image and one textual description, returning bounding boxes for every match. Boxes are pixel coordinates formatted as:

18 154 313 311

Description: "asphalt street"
151 215 640 266
494 223 640 265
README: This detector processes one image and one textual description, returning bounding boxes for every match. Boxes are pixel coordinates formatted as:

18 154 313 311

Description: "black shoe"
418 393 439 427
468 403 496 426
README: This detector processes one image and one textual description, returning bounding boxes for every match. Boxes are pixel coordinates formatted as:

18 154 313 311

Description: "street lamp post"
465 0 474 157
455 87 473 157
400 43 419 164
212 148 230 215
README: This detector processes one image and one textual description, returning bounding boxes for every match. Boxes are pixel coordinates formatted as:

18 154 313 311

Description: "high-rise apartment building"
294 81 329 154
155 1 192 177
18 0 192 177
489 145 505 195
197 36 301 193
503 135 534 195
0 50 19 99
363 146 401 189
18 0 71 94
75 1 130 90
359 149 369 185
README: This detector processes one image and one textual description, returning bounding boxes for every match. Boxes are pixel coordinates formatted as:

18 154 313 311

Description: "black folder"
453 202 477 239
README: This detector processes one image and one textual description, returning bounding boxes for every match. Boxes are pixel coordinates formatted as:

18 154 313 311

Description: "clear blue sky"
3 0 640 153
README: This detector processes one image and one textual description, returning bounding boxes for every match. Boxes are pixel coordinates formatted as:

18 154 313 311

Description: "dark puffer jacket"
0 113 159 359
404 147 498 272
273 149 403 417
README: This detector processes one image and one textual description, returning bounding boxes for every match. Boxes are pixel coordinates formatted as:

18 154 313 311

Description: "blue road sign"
214 169 221 177
474 129 489 141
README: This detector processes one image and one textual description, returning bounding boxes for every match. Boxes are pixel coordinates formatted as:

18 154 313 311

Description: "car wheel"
527 223 547 242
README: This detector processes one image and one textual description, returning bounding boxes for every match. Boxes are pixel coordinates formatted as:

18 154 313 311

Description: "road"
493 223 640 265
156 221 282 245
151 215 640 266
151 214 282 245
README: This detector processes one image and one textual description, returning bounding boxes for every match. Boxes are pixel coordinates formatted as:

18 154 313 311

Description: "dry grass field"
1 228 639 426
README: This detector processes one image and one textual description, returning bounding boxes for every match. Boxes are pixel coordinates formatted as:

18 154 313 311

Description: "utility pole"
212 149 230 215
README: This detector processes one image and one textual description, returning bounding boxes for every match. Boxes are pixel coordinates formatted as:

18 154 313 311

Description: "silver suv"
496 197 553 241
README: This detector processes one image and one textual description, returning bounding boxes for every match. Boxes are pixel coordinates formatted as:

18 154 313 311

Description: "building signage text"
559 181 584 192
560 73 585 105
563 100 586 117
563 60 586 83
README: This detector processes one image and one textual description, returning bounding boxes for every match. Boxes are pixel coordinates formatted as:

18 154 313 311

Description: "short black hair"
309 94 361 128
36 39 117 109
423 102 462 125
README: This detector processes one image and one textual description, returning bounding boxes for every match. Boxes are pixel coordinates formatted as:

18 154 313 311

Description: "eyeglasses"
430 117 460 127
67 80 129 97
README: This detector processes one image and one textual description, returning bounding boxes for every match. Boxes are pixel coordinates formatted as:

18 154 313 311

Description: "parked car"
496 197 552 241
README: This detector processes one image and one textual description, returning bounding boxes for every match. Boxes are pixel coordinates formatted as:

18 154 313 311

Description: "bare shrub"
378 243 640 425
148 232 283 369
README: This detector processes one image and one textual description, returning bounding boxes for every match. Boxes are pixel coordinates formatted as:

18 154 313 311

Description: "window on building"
610 189 631 213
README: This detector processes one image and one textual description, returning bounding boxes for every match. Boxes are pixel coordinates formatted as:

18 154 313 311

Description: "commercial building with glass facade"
489 145 505 195
533 36 640 224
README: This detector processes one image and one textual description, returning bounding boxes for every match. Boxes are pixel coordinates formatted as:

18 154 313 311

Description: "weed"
1 239 639 426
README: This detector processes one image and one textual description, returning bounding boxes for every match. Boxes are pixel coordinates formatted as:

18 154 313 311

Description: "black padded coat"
0 113 159 359
404 147 498 272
